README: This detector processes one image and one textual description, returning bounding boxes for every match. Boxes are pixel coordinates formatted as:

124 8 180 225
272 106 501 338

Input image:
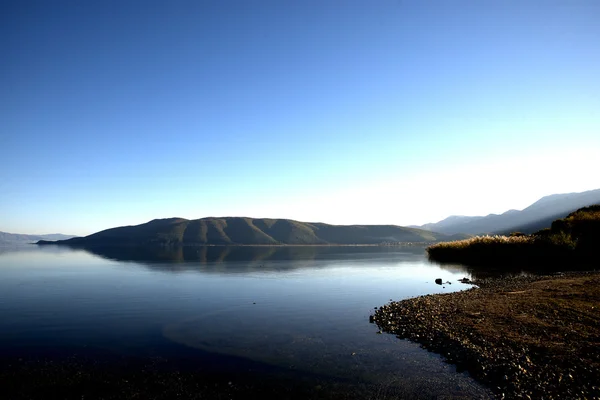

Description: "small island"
374 205 600 399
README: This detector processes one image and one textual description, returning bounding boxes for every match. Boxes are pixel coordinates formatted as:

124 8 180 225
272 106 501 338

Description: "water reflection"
48 244 446 273
0 244 493 398
429 256 592 279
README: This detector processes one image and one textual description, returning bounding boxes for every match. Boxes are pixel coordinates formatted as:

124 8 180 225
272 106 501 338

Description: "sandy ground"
374 272 600 399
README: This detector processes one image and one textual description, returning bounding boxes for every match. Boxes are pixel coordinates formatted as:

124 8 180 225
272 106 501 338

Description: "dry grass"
427 205 600 268
429 234 534 250
426 234 548 267
374 273 600 399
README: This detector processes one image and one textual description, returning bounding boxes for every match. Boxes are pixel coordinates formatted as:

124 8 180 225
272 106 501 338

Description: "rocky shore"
373 272 600 399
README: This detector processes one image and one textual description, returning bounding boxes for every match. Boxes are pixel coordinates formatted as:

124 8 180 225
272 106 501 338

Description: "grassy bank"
427 205 600 268
373 272 600 399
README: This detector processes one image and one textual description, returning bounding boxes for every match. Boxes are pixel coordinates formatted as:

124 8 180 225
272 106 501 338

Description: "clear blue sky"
2 0 599 235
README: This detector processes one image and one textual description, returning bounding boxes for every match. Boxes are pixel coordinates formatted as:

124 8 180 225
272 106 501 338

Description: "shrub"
427 205 600 270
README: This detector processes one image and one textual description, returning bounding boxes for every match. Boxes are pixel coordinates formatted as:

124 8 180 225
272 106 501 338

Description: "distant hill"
427 204 600 270
416 215 485 232
37 217 463 247
413 188 600 235
0 231 76 246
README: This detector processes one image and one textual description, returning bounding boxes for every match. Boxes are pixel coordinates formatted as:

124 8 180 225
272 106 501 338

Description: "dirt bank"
373 272 600 399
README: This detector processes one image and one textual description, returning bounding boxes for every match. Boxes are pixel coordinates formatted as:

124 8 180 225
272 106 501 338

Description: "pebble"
372 272 600 400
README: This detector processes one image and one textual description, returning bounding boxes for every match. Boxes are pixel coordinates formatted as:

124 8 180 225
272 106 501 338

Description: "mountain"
416 215 485 232
37 217 463 247
426 205 600 270
413 188 600 235
0 232 76 246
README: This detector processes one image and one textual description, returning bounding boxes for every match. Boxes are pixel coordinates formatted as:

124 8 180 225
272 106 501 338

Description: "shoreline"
373 271 600 399
35 242 434 247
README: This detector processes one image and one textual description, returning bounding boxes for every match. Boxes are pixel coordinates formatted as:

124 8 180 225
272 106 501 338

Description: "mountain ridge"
413 188 600 235
0 231 77 246
38 217 464 247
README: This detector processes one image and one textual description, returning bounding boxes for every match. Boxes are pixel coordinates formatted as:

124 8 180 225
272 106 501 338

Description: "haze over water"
0 245 492 398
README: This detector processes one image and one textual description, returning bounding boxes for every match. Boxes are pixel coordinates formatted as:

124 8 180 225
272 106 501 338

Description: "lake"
0 245 493 399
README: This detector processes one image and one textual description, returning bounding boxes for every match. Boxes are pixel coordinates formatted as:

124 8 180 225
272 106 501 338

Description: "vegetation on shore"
427 205 600 267
414 188 600 235
373 272 600 399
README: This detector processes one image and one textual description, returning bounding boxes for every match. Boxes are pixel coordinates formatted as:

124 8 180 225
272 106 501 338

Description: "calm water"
0 245 492 399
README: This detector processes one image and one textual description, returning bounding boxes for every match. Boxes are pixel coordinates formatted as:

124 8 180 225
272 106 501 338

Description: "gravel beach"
373 271 600 399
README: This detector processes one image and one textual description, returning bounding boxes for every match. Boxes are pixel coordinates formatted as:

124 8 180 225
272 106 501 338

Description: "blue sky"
1 0 599 235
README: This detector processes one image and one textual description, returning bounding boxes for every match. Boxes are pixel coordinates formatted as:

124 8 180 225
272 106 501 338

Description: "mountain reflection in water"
0 244 496 399
64 244 438 272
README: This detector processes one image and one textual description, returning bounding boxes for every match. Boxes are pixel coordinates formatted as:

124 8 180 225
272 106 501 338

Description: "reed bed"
429 234 534 250
427 205 600 268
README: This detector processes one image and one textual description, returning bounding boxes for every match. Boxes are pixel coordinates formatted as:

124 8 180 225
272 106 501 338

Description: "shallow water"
0 245 492 398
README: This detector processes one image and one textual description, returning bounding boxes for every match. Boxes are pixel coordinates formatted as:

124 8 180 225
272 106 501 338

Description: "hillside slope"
414 188 600 235
426 204 600 268
38 217 458 246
